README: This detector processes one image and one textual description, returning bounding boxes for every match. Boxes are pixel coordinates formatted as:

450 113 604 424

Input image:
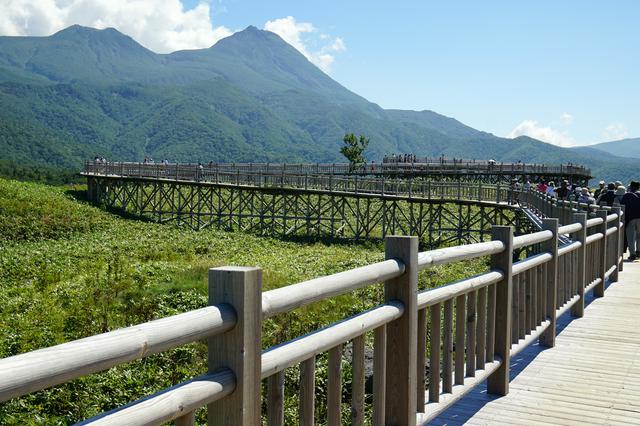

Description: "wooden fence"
84 160 591 181
0 188 624 425
83 162 523 204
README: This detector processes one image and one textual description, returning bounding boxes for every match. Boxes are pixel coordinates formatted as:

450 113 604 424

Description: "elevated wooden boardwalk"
431 259 640 425
0 162 629 424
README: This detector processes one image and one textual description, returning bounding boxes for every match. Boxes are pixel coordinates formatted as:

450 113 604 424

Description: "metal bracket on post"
487 226 513 396
207 267 262 424
540 218 559 348
383 236 418 426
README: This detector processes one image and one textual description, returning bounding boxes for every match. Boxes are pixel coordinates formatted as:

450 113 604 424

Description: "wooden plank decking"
430 259 640 425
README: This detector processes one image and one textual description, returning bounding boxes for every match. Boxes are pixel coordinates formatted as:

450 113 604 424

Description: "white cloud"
560 113 573 124
330 37 346 52
264 16 346 73
507 120 576 147
0 0 232 53
602 123 628 141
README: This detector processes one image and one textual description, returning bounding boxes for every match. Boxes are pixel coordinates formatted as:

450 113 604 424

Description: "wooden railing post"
487 225 513 396
540 218 559 348
611 206 622 282
384 236 418 425
571 213 587 318
207 267 262 424
596 210 608 297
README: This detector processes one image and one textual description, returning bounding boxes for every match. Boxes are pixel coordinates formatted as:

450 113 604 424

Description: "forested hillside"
0 25 637 182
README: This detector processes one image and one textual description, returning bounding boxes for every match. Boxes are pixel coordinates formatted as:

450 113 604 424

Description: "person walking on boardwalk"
597 182 616 206
621 181 640 261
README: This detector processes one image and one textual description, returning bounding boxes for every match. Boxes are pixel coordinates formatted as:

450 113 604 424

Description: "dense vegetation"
0 25 637 183
0 178 487 423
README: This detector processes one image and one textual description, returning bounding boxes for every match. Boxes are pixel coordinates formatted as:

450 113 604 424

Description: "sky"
1 0 638 147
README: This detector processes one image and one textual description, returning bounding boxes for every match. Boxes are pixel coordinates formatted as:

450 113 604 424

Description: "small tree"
340 133 369 172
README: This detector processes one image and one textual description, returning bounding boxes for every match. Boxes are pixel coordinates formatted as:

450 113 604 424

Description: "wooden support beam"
384 235 418 426
487 225 513 396
595 210 608 297
611 206 622 282
571 213 587 318
540 218 558 348
207 267 262 425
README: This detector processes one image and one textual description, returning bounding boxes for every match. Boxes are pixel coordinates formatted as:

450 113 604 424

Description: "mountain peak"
220 25 282 46
52 24 119 38
50 24 153 54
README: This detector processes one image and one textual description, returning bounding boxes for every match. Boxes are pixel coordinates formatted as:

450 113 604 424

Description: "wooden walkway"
430 259 640 425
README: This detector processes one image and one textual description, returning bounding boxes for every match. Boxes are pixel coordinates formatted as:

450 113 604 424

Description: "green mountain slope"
0 24 637 183
586 138 640 159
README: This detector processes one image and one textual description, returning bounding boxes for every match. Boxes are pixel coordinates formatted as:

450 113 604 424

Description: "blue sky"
187 0 639 146
2 0 638 146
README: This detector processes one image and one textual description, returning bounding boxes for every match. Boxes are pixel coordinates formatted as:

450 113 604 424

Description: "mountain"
0 25 638 183
586 138 640 159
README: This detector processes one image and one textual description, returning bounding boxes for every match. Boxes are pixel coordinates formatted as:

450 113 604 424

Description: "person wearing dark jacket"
597 182 616 207
621 181 640 260
555 180 570 199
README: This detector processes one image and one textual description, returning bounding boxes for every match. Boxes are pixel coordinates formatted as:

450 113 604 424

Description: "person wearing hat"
597 182 616 207
578 187 595 205
594 180 606 199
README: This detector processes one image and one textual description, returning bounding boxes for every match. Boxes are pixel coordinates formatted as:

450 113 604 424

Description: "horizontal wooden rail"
417 241 505 269
79 369 235 425
261 301 404 379
510 320 552 358
416 271 503 309
558 241 582 256
586 233 604 245
0 305 235 402
587 217 604 228
513 230 553 249
555 294 582 319
84 160 592 179
417 358 503 423
261 259 404 318
512 252 553 275
604 264 617 279
557 222 582 235
606 213 619 223
585 278 603 294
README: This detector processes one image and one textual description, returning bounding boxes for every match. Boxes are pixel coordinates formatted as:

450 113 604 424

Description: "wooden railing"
84 160 592 180
0 185 625 424
83 162 527 205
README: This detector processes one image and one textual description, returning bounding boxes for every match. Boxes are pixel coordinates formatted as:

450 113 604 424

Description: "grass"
0 178 489 424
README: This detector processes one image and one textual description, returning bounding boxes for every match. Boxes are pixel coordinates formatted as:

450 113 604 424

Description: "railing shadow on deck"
428 277 614 426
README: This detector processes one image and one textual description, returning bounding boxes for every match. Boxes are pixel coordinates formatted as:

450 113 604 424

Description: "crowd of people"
527 179 640 261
